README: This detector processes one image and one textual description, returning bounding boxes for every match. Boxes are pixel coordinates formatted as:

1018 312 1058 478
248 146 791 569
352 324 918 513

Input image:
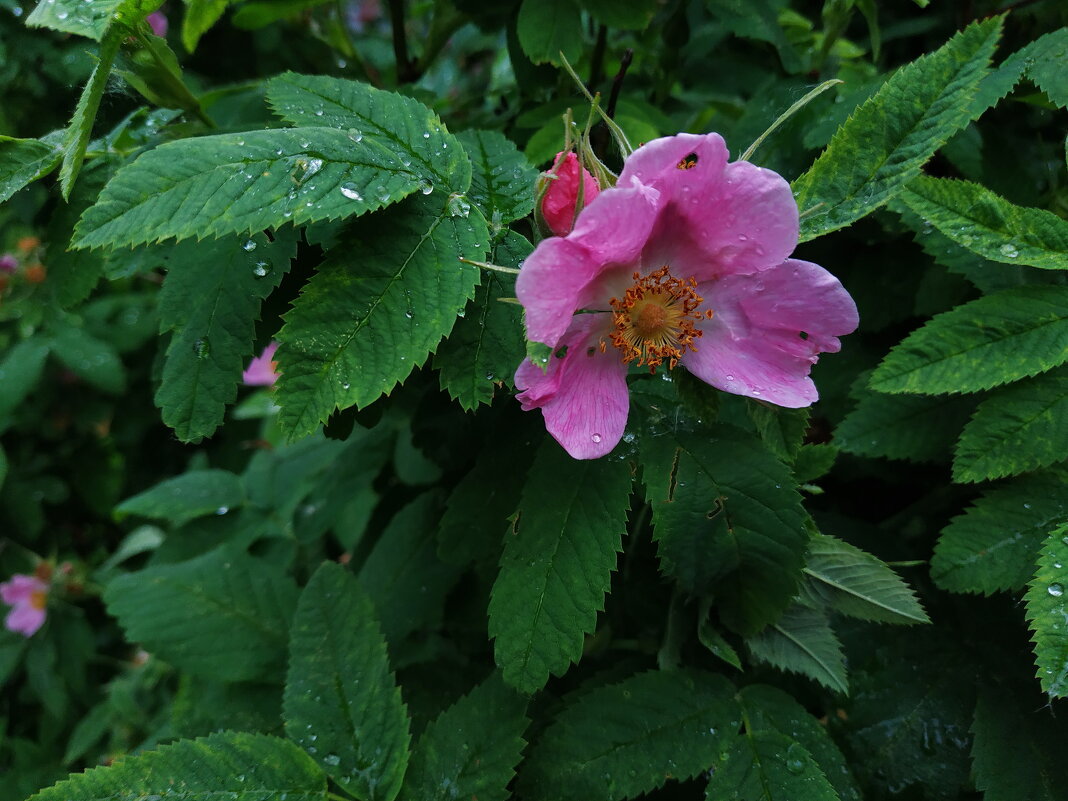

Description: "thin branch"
605 48 633 122
387 0 417 83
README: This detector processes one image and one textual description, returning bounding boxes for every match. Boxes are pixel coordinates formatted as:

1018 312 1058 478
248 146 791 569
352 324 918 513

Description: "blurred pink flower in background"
515 132 859 459
1 574 49 637
539 151 601 237
243 341 280 386
147 10 168 36
0 254 17 273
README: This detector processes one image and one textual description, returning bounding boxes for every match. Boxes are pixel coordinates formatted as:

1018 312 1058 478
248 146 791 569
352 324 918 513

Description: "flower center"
607 266 713 371
29 590 47 610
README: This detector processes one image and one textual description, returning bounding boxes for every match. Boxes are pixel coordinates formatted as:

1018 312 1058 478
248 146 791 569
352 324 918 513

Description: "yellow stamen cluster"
606 266 713 371
676 154 698 170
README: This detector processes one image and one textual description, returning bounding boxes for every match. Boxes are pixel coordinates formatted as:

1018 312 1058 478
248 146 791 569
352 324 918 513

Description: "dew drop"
1049 583 1064 597
591 433 603 443
725 374 735 381
215 506 229 515
341 382 351 390
999 243 1020 259
323 754 341 766
340 182 363 201
252 261 270 278
422 131 431 139
419 179 434 195
193 339 210 359
784 744 806 775
243 239 257 252
348 129 363 143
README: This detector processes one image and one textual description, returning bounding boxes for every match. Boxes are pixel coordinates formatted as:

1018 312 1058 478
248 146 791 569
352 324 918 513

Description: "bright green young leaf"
154 231 297 442
456 130 537 227
487 442 632 695
801 534 929 624
898 176 1068 271
46 323 125 393
869 286 1068 395
104 548 298 681
931 471 1068 594
577 0 657 31
434 230 528 411
836 390 976 462
793 16 1002 240
1026 27 1068 109
182 0 230 51
115 468 245 525
74 127 424 249
738 685 859 801
953 366 1068 483
274 193 486 438
357 493 462 644
0 341 50 431
0 134 62 203
26 732 326 801
25 0 131 40
1025 524 1068 697
519 670 739 801
266 72 471 193
399 673 528 801
972 691 1068 801
516 0 583 66
746 603 848 694
705 732 839 801
640 422 808 633
284 562 411 801
60 30 121 200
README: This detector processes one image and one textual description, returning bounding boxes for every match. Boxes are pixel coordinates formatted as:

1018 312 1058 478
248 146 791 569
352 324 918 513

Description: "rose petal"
617 132 729 189
541 152 601 237
515 317 629 459
243 341 280 386
0 574 46 605
518 180 661 347
5 603 46 637
681 259 858 407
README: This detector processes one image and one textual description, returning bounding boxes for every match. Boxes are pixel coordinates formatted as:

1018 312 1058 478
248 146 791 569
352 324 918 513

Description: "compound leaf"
1025 524 1068 698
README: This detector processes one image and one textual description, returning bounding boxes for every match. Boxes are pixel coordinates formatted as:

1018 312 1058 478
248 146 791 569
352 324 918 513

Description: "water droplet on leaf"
1049 583 1064 597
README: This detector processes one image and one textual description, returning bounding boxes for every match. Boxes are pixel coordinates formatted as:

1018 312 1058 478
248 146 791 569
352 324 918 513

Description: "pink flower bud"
540 151 600 237
147 10 168 36
0 255 17 274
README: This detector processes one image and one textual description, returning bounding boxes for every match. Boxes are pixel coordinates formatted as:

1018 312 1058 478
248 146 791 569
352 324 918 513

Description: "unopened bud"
537 151 600 237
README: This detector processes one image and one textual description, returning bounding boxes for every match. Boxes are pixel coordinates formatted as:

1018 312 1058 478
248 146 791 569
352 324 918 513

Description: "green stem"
739 79 841 162
134 30 216 128
459 257 520 275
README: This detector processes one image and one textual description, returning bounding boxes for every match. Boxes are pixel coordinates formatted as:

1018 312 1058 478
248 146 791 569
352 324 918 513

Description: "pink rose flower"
1 573 49 637
540 151 601 237
0 254 17 274
147 10 168 36
243 341 280 386
515 132 859 459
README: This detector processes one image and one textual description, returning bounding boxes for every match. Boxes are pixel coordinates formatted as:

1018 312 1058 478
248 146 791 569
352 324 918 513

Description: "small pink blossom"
539 151 601 237
243 341 280 386
1 574 49 637
0 254 17 274
147 10 168 36
515 132 859 459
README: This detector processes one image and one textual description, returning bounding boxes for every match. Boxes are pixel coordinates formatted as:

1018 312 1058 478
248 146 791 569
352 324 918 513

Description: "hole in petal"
676 153 699 170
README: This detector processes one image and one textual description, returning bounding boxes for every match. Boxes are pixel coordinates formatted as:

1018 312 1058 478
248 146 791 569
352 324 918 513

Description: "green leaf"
801 533 929 624
576 0 657 30
284 562 410 801
747 403 809 462
182 0 230 51
115 468 245 525
639 422 808 633
0 135 62 203
706 0 801 73
698 610 743 670
456 130 537 226
275 193 486 439
516 0 583 66
60 31 122 200
953 365 1068 483
399 673 528 801
793 16 1002 240
155 231 296 442
1025 524 1068 697
172 675 283 739
104 548 298 681
737 685 859 801
27 732 326 801
74 127 424 249
897 176 1068 271
25 0 131 40
746 603 848 693
793 444 838 484
487 442 632 695
357 494 461 644
836 390 976 462
43 163 109 308
434 230 528 411
1026 27 1068 109
705 732 839 801
931 471 1068 594
266 72 471 194
0 341 50 431
972 690 1068 801
519 670 739 801
869 286 1068 395
46 322 126 394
